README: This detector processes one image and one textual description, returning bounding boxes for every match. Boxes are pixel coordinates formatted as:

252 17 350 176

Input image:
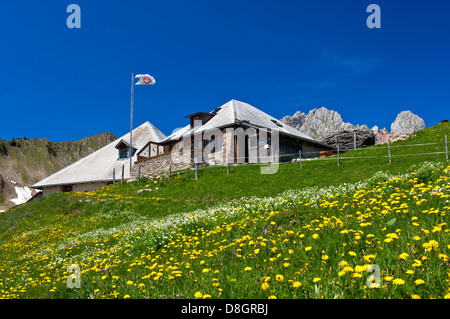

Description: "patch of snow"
10 180 17 185
10 186 33 205
0 210 4 213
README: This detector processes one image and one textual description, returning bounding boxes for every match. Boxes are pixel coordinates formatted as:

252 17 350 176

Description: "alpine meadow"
0 121 449 300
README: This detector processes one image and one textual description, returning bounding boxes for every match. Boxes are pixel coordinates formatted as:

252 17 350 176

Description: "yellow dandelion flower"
399 253 409 260
343 266 354 273
194 291 203 298
393 278 405 285
414 279 425 285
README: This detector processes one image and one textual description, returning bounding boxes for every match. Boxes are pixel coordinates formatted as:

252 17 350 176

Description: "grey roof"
160 99 319 144
31 121 166 189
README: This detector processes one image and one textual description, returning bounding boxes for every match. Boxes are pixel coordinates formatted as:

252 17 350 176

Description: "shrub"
411 161 442 183
366 171 392 189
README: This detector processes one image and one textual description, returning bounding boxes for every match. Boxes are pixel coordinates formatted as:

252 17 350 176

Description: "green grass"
0 122 448 299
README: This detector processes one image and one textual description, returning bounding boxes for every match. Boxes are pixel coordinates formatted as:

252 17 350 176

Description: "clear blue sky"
0 0 449 142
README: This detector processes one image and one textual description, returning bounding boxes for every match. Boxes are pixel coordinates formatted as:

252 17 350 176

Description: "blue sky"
0 0 449 142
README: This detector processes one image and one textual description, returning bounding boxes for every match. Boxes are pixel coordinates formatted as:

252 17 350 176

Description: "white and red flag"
135 74 156 85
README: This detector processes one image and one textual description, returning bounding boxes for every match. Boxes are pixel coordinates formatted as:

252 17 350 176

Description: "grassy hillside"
0 122 448 299
0 132 116 210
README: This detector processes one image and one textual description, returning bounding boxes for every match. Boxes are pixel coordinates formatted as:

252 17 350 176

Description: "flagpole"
130 73 134 177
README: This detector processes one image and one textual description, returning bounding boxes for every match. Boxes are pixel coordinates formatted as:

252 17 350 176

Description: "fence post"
337 144 340 166
121 165 124 184
445 135 448 162
169 164 172 181
299 150 302 169
113 168 115 184
227 154 230 174
138 164 141 184
387 140 392 164
354 131 357 150
194 158 198 180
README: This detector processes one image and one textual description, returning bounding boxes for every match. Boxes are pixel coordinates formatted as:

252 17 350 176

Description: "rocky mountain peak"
391 110 425 135
280 111 306 131
281 107 355 140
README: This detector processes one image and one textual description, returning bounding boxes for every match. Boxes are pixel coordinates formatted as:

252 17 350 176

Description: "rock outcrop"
319 127 376 151
281 107 355 140
375 128 409 145
280 111 306 131
390 111 425 135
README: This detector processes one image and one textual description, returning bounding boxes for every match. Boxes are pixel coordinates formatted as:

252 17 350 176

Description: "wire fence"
129 134 449 182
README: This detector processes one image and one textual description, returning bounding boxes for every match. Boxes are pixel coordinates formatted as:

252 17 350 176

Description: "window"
204 135 222 153
151 144 158 157
206 136 215 153
194 117 202 128
216 137 222 151
62 185 73 192
119 149 129 159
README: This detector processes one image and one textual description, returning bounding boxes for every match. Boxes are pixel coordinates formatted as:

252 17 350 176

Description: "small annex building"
31 121 166 196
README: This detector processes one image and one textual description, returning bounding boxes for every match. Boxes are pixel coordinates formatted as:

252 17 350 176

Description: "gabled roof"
31 121 166 189
160 99 320 144
115 139 138 150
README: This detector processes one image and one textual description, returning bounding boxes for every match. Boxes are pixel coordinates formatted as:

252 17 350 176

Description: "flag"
135 74 156 85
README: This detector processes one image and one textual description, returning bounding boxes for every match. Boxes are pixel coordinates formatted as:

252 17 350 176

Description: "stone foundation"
132 149 207 178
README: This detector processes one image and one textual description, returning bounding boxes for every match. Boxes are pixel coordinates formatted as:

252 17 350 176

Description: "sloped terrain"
0 122 448 299
0 132 116 211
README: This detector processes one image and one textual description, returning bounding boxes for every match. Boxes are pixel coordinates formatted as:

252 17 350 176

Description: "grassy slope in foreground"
0 122 448 299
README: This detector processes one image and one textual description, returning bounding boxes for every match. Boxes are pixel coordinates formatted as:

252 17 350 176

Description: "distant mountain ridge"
0 132 116 211
280 107 425 142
